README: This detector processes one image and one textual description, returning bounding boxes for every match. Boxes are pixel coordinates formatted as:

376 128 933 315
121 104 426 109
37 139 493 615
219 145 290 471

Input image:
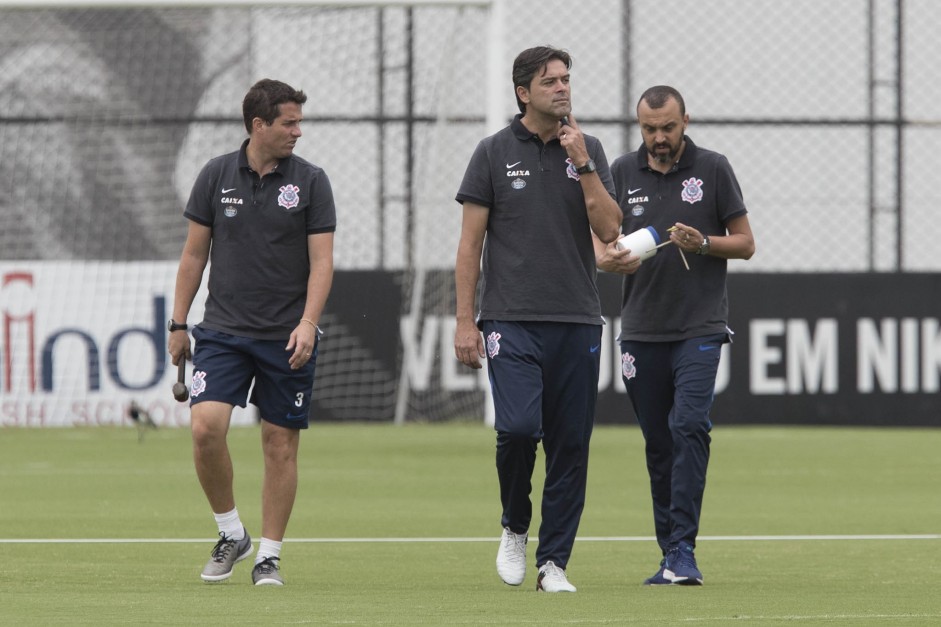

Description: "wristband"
301 318 324 336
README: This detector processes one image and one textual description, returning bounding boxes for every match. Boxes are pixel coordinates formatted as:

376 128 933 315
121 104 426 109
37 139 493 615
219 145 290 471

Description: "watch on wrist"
576 159 596 175
167 319 188 332
697 235 711 256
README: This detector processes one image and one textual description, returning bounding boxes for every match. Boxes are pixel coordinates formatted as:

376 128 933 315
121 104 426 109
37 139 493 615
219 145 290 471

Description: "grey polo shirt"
184 139 337 340
456 114 616 326
610 136 747 341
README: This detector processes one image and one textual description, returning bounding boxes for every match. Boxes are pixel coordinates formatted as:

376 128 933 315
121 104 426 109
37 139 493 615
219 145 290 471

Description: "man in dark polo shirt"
454 46 622 593
167 78 336 587
596 85 755 586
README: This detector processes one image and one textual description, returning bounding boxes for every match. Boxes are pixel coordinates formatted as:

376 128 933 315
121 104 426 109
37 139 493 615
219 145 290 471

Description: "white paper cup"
615 226 661 260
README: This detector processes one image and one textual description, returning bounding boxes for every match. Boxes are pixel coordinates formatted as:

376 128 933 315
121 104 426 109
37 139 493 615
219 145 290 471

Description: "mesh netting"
1 1 938 425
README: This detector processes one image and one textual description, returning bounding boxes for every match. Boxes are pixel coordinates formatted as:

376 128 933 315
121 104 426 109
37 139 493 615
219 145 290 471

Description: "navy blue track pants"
620 333 724 553
482 320 602 569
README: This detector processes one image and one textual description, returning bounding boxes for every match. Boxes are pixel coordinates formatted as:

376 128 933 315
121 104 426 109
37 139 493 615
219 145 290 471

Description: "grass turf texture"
2 424 940 625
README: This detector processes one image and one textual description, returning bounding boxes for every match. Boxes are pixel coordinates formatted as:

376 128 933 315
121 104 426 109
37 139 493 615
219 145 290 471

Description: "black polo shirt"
456 114 617 325
184 139 337 340
610 136 747 341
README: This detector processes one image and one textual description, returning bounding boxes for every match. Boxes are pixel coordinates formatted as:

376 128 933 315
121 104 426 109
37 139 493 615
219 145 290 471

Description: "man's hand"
597 239 643 275
454 319 485 369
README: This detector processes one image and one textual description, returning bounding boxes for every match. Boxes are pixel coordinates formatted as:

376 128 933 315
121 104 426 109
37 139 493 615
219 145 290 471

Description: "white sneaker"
496 527 527 585
536 561 576 593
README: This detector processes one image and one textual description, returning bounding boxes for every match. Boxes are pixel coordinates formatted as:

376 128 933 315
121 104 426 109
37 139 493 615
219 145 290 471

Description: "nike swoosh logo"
506 161 522 169
698 345 718 352
285 412 307 421
627 188 642 194
222 187 236 193
590 345 600 353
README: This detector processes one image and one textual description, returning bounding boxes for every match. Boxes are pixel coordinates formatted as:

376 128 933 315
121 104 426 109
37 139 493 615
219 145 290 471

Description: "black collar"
510 113 560 144
635 135 698 171
237 138 286 176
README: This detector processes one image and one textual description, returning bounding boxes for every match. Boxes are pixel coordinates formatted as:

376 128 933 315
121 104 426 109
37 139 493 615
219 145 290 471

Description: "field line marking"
2 534 939 544
675 614 941 624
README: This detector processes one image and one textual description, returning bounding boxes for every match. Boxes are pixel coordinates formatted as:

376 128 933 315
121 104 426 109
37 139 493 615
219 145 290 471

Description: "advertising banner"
0 263 220 427
594 273 941 426
2 265 938 427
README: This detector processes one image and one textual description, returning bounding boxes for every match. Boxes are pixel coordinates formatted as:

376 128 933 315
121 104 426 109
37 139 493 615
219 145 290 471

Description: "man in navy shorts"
168 78 336 586
454 46 622 592
596 85 755 586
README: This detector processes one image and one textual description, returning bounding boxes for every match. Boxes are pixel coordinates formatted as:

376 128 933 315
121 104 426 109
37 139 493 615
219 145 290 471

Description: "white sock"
213 508 244 540
256 538 283 564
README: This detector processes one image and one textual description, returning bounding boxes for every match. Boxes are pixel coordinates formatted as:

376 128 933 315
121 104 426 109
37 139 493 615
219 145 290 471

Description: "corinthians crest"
278 184 301 210
681 177 704 204
486 331 502 359
565 158 581 181
621 351 637 380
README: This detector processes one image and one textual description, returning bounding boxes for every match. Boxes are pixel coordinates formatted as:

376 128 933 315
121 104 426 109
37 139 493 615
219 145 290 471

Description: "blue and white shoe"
643 558 673 586
664 542 703 585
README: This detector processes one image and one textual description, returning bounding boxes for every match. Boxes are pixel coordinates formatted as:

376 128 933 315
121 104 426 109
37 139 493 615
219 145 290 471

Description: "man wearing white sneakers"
454 46 622 592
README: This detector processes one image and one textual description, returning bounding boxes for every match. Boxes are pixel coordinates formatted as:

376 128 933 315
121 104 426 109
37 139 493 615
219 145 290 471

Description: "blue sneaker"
643 558 673 585
664 542 703 585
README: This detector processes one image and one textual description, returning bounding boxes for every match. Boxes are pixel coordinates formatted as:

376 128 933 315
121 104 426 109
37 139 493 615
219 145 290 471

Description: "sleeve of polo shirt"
183 159 217 227
455 140 494 208
609 154 632 204
589 139 617 200
306 169 338 234
715 154 747 224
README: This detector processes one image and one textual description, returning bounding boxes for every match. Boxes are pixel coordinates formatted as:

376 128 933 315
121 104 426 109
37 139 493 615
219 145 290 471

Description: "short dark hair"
242 79 308 134
637 85 686 117
512 46 572 114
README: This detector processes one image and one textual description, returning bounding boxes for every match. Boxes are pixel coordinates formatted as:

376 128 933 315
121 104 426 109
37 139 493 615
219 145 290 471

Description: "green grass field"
2 423 940 625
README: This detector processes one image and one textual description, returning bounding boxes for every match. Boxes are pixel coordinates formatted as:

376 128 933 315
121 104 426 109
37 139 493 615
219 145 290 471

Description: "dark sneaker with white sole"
643 558 673 585
252 557 284 586
200 529 253 582
664 542 703 585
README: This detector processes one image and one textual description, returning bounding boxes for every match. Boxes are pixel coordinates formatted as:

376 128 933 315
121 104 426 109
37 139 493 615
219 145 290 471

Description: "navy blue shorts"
190 326 318 429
